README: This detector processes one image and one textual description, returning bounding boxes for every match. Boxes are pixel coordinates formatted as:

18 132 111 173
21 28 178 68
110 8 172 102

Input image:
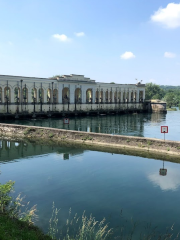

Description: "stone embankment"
0 123 180 162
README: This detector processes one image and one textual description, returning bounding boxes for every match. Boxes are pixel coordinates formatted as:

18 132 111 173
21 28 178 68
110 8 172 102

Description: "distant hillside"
159 85 180 90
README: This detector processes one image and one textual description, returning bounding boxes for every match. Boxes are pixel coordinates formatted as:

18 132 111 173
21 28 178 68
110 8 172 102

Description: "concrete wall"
0 123 180 161
0 102 144 114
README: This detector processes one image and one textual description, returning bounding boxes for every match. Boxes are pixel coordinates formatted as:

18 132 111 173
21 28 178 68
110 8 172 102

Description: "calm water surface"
0 139 180 238
1 110 180 141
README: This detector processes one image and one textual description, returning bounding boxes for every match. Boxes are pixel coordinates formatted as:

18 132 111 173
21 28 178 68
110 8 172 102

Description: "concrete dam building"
0 74 145 118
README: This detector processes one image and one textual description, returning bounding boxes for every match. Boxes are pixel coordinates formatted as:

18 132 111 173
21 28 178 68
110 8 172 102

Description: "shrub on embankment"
0 179 51 240
0 213 52 240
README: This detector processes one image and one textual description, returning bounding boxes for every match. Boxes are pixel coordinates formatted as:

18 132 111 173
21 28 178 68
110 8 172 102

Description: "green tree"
163 90 180 108
145 83 165 100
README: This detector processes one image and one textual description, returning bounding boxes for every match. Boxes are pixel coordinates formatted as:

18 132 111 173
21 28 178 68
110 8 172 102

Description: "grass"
49 133 54 138
82 135 93 141
24 127 34 135
0 213 51 240
48 204 112 240
61 135 67 140
48 204 180 240
0 177 47 240
167 108 177 111
147 140 152 146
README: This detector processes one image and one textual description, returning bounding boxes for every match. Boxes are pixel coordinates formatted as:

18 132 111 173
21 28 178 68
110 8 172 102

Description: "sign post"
161 126 168 141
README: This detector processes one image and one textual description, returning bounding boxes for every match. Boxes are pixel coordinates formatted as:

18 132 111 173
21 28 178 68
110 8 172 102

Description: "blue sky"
0 0 180 85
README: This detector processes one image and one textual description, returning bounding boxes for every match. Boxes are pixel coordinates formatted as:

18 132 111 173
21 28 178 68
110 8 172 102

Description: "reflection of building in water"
150 112 166 123
7 113 149 137
72 114 145 137
0 140 85 163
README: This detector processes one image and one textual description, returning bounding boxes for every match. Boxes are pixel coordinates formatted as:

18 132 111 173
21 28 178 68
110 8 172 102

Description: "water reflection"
159 160 167 176
0 140 85 163
147 160 180 191
1 139 180 238
0 112 167 137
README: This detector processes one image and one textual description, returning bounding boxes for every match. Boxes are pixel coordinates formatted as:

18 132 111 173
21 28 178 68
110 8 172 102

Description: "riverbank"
0 213 51 240
0 123 180 162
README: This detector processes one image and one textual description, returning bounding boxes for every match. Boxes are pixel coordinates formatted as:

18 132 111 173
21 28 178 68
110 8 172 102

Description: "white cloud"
52 34 71 42
120 51 135 60
151 3 180 28
147 167 180 191
75 32 85 37
164 52 176 58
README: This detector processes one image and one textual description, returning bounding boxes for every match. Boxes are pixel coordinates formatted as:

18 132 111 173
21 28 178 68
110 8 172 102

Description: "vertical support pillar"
1 88 3 103
129 91 131 103
44 89 47 104
58 83 62 104
82 86 85 103
121 89 123 103
27 87 31 104
52 82 54 111
70 84 74 104
92 88 95 103
11 86 15 105
143 89 145 101
80 85 82 103
99 86 100 103
112 91 114 103
137 90 139 103
103 91 106 103
20 79 23 112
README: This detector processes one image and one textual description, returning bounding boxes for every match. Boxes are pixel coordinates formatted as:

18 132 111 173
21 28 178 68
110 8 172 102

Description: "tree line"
145 83 180 108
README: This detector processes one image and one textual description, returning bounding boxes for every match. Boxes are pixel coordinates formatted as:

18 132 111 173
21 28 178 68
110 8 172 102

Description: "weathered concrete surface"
0 123 180 161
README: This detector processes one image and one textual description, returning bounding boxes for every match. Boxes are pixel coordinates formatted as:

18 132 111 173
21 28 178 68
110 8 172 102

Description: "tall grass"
0 179 38 225
48 203 180 240
48 204 112 240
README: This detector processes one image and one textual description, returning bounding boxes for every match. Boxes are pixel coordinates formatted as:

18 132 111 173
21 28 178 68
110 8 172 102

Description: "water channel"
0 110 180 238
1 110 180 140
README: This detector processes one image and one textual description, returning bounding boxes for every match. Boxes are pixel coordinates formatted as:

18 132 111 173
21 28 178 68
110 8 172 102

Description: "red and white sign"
161 126 168 133
63 118 69 124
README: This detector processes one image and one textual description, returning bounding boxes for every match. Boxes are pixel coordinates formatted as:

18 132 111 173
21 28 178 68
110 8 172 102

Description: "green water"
1 139 180 238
